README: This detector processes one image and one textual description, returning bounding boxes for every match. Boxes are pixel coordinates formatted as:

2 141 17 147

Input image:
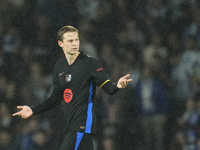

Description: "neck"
65 52 80 65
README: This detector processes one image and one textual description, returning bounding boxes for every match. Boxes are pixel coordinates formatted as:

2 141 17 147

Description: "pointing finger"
122 74 130 79
17 106 24 109
12 112 21 116
126 79 132 82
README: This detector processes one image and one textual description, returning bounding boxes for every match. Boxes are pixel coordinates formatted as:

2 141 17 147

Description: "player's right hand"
12 105 33 119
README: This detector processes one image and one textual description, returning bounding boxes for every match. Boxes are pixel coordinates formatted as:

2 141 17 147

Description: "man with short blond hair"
13 25 132 150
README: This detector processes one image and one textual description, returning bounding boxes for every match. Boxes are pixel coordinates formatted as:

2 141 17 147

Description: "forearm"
102 81 120 95
31 92 62 115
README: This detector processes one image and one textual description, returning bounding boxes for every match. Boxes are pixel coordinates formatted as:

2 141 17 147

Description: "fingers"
126 79 132 82
12 111 27 119
12 112 21 116
117 73 132 88
12 112 27 119
120 77 132 88
12 105 32 119
12 106 23 117
122 74 132 82
122 74 130 79
120 80 128 88
17 106 24 109
120 81 126 88
121 74 132 83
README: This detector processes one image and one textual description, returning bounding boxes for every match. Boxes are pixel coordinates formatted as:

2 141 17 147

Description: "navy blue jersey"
32 52 119 134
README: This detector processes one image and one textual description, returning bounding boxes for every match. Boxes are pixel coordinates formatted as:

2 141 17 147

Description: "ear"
58 40 63 47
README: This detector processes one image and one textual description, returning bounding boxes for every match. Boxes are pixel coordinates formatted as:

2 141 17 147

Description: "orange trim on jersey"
100 79 110 87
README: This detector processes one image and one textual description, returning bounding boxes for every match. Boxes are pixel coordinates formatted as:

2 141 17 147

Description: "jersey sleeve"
91 59 120 95
31 63 63 115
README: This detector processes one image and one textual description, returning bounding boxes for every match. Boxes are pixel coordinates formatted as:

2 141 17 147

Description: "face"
58 32 80 55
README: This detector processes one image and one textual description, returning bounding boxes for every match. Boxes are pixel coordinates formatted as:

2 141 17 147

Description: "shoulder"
55 58 65 66
53 58 66 71
80 52 100 64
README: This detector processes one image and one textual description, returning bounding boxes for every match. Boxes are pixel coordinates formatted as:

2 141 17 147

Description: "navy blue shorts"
60 131 94 150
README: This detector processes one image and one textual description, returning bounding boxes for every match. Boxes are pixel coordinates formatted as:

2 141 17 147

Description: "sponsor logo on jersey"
63 88 73 103
97 68 103 72
65 74 71 82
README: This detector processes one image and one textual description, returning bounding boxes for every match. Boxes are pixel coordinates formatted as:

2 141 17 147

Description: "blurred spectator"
2 26 21 55
7 0 25 9
30 129 57 150
1 26 24 82
99 42 120 75
0 129 15 150
14 117 40 150
166 31 182 57
90 1 118 48
19 84 36 107
197 137 200 150
143 32 168 65
115 29 134 57
28 62 51 103
15 45 33 84
140 14 157 44
0 22 5 44
79 32 98 59
172 36 200 100
147 0 167 20
181 37 200 75
112 0 132 23
102 136 117 150
165 31 183 85
124 18 145 50
105 102 121 126
14 0 35 43
122 49 140 88
0 102 16 133
76 0 99 21
50 0 77 30
4 80 21 109
190 75 200 99
172 2 193 36
135 64 168 150
177 98 200 148
0 51 5 74
0 1 16 26
183 9 200 45
0 75 7 98
31 12 56 71
169 130 188 150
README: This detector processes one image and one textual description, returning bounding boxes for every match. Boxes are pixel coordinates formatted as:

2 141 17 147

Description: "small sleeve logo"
97 68 103 72
59 72 65 76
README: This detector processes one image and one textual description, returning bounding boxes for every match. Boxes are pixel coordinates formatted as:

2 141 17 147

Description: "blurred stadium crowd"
0 0 200 150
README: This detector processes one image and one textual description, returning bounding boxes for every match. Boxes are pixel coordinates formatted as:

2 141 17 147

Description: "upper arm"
90 59 119 94
90 59 109 87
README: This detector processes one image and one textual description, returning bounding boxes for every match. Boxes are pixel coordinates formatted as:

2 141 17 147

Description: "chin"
69 51 79 55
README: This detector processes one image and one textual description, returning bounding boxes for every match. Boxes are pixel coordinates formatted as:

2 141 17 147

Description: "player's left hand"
117 74 132 89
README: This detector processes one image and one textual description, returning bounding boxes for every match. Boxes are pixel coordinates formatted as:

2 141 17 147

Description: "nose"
73 40 78 45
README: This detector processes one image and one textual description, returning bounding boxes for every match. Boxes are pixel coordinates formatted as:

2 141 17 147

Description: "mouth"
71 48 78 51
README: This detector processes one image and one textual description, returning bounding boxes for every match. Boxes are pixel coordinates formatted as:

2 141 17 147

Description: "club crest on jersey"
65 74 72 82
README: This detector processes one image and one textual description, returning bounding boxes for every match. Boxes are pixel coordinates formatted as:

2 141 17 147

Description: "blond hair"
57 25 79 41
